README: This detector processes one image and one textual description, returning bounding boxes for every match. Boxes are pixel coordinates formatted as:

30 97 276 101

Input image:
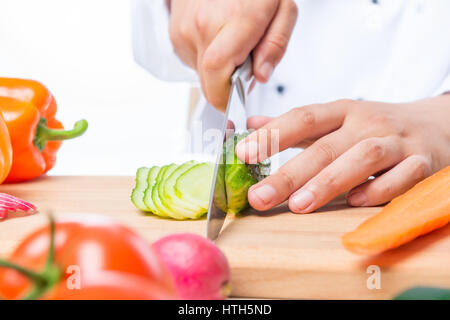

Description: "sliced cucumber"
157 163 195 220
162 161 207 219
146 165 169 218
131 132 271 219
142 166 161 214
154 164 186 220
175 162 215 211
131 167 151 212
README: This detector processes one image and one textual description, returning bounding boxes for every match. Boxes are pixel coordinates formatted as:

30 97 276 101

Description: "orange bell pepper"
0 113 12 184
0 78 88 182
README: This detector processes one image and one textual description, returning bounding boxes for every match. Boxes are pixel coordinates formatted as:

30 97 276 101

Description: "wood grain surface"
0 176 449 299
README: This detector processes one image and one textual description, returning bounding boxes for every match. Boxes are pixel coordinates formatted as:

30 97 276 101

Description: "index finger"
200 17 275 110
236 100 350 164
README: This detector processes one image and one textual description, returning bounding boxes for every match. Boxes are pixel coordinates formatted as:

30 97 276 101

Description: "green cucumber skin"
224 133 264 214
161 161 203 219
142 166 161 214
225 163 257 214
131 167 151 212
213 162 227 214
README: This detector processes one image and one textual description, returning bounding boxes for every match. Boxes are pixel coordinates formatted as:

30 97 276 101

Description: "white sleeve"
131 0 198 82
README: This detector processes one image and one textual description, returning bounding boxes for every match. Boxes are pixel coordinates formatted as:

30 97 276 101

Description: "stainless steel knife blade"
206 56 253 240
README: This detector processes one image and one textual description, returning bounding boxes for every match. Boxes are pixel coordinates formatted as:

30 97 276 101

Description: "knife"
206 56 254 240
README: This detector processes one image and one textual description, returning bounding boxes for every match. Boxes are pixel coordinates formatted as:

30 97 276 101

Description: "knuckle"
316 142 338 165
177 23 191 41
201 51 224 71
409 156 431 180
170 23 190 46
372 183 393 201
265 33 289 57
368 114 396 134
276 169 297 192
360 139 386 163
371 114 390 126
315 173 338 191
290 107 316 128
302 110 316 127
334 99 357 109
251 11 270 27
194 12 208 31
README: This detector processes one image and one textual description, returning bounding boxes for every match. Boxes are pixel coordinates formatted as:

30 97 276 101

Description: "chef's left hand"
235 95 450 213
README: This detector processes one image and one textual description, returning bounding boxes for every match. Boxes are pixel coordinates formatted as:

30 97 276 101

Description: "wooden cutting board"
0 176 449 299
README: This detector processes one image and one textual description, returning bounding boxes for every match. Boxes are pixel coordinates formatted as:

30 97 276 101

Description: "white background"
0 0 192 175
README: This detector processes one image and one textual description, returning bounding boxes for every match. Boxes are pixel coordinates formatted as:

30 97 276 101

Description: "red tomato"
43 271 175 300
0 215 176 300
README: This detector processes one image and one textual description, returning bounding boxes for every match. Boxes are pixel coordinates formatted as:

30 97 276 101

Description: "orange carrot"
342 166 450 255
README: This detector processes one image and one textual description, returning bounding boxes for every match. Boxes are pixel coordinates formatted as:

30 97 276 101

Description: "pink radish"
153 233 231 300
0 193 37 219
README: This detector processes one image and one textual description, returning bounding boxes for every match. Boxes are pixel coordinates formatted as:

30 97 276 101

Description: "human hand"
169 0 298 110
236 96 450 213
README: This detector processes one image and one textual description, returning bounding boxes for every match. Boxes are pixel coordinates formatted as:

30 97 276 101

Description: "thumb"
252 0 298 83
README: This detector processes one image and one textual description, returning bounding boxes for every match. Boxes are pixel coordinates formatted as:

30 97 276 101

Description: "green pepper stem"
34 118 88 151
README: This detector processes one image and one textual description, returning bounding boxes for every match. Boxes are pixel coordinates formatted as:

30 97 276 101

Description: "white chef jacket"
131 0 450 165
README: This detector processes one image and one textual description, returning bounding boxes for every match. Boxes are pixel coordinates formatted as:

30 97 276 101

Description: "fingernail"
290 190 314 212
235 140 259 164
260 62 274 81
348 192 367 206
251 185 276 206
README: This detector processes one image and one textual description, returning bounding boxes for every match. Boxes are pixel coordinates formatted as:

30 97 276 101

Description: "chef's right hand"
169 0 298 110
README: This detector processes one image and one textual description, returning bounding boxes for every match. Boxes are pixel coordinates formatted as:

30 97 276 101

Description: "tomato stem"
0 259 46 286
0 214 61 300
45 214 56 269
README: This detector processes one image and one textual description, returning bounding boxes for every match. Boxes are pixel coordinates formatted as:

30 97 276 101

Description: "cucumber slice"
162 161 207 219
154 164 186 220
142 166 161 214
131 167 151 212
158 162 199 219
145 165 169 218
175 163 215 211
